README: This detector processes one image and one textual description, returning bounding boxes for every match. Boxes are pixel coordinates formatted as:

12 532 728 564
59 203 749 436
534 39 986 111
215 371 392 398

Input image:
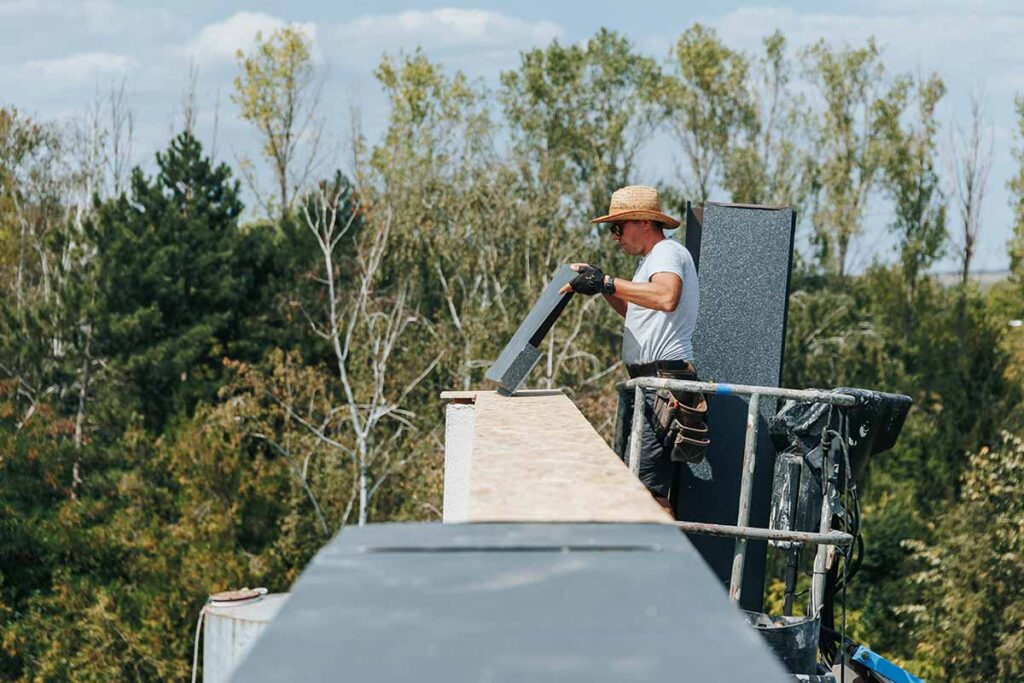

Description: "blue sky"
3 0 1023 272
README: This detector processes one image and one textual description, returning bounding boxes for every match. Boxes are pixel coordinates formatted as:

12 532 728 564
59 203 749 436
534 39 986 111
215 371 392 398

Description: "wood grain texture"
465 390 672 523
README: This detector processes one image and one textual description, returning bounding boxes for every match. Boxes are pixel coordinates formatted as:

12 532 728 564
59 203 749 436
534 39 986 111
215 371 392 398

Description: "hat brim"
589 209 680 229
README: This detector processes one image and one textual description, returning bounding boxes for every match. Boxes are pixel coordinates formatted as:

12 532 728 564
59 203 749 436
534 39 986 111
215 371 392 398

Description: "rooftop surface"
229 523 790 682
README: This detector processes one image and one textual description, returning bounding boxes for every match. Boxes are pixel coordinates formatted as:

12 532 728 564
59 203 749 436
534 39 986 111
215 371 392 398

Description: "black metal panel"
677 202 796 613
232 523 791 682
485 265 575 394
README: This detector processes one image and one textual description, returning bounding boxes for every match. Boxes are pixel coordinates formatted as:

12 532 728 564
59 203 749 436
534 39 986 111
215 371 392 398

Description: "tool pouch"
652 389 678 435
652 388 710 463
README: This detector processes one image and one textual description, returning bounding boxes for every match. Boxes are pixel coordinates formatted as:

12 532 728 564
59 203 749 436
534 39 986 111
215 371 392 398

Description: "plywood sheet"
466 390 671 524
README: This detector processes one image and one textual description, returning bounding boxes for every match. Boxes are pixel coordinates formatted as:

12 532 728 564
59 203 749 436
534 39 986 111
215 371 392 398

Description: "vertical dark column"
676 202 796 613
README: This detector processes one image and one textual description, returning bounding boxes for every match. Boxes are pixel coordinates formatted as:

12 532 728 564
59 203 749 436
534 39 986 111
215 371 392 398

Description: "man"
558 185 707 512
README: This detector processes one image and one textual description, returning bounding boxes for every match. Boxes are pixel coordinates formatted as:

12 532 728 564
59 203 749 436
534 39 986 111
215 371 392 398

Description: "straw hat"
590 185 680 229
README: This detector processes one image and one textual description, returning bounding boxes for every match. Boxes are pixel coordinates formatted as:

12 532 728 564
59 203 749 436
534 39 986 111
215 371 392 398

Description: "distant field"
933 269 1011 289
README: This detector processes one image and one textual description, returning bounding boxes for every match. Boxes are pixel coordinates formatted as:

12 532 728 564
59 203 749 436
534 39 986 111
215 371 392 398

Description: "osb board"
466 390 671 524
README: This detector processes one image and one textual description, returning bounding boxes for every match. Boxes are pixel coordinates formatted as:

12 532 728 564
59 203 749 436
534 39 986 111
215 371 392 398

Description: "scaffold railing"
617 377 856 609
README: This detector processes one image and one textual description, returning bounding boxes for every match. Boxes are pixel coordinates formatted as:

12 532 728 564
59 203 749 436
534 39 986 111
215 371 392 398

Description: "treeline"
1 25 1023 681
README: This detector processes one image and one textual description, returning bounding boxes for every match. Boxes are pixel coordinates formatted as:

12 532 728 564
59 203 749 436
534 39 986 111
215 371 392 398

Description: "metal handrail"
674 521 853 547
617 377 857 407
618 377 857 608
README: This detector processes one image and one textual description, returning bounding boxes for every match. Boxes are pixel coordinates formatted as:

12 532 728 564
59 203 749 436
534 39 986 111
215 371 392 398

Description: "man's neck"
639 231 666 257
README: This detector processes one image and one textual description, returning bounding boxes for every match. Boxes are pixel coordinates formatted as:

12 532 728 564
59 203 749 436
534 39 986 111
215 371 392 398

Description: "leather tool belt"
626 359 696 379
628 360 710 463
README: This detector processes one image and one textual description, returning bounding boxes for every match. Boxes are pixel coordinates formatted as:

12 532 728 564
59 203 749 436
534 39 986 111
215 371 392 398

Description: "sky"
3 0 1023 273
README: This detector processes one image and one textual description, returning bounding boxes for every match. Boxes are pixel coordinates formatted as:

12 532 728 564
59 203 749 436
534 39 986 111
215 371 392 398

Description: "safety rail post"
628 386 645 477
810 425 837 617
729 393 760 604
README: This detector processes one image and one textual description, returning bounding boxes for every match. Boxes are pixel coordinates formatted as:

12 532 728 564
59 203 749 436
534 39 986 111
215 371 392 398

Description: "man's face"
610 219 648 255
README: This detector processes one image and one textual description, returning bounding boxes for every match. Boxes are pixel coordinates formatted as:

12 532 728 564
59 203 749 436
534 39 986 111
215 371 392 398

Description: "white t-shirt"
621 238 699 365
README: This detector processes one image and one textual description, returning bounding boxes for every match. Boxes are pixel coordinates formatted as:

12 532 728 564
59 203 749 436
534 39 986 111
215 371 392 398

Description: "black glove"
569 265 615 295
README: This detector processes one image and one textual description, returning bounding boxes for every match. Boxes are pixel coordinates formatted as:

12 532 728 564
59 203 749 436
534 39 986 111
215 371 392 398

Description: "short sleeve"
643 242 686 281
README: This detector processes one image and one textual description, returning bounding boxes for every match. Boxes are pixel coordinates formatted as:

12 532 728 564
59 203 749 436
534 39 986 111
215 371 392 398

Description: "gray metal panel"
679 203 796 612
231 523 791 682
689 203 794 390
485 265 575 394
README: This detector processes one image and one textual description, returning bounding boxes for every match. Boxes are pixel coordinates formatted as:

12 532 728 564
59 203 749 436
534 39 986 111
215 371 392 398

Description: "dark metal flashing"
231 523 791 682
485 264 576 394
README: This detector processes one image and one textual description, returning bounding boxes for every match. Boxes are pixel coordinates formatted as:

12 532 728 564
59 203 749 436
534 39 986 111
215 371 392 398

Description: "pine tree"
87 131 247 429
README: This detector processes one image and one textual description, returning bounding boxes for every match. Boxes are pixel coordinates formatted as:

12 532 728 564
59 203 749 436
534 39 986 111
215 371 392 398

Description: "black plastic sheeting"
231 523 791 682
768 388 913 534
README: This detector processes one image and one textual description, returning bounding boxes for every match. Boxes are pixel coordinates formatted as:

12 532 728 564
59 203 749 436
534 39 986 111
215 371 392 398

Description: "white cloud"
331 8 564 72
80 0 114 19
187 12 318 65
337 8 562 47
711 7 1024 86
0 0 115 20
0 0 43 17
861 0 1024 12
24 51 136 83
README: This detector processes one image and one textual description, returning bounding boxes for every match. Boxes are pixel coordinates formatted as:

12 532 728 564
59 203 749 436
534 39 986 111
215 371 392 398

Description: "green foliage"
802 39 903 277
881 72 948 327
500 29 662 216
722 31 809 208
233 26 319 219
1009 95 1024 280
86 131 253 430
0 107 68 310
899 432 1024 682
661 23 756 203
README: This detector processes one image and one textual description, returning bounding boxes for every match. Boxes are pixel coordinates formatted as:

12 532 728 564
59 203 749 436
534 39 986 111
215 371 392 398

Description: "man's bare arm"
612 272 681 312
603 292 628 317
559 263 680 314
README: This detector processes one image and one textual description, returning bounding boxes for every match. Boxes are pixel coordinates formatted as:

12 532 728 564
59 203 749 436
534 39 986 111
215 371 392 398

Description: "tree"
233 26 322 221
86 131 248 429
1008 95 1024 283
288 180 440 525
722 30 809 208
881 72 947 335
500 29 662 217
660 23 756 203
0 108 67 311
900 431 1024 682
951 93 993 287
802 39 902 277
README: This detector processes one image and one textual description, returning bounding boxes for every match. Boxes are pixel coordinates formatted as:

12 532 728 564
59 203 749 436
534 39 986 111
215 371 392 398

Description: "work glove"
568 264 608 295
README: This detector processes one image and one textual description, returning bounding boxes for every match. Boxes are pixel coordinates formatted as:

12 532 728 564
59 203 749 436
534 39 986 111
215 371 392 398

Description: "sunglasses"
609 223 624 238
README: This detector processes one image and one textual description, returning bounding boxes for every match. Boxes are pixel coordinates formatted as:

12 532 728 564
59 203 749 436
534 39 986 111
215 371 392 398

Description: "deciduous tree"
661 24 755 203
233 26 322 221
803 39 902 277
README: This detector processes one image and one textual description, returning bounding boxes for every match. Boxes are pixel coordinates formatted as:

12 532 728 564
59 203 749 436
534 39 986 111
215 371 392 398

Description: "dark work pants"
614 367 698 499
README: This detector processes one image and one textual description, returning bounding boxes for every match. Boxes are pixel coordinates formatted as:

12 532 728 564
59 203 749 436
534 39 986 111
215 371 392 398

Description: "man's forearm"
610 277 679 312
602 292 627 317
